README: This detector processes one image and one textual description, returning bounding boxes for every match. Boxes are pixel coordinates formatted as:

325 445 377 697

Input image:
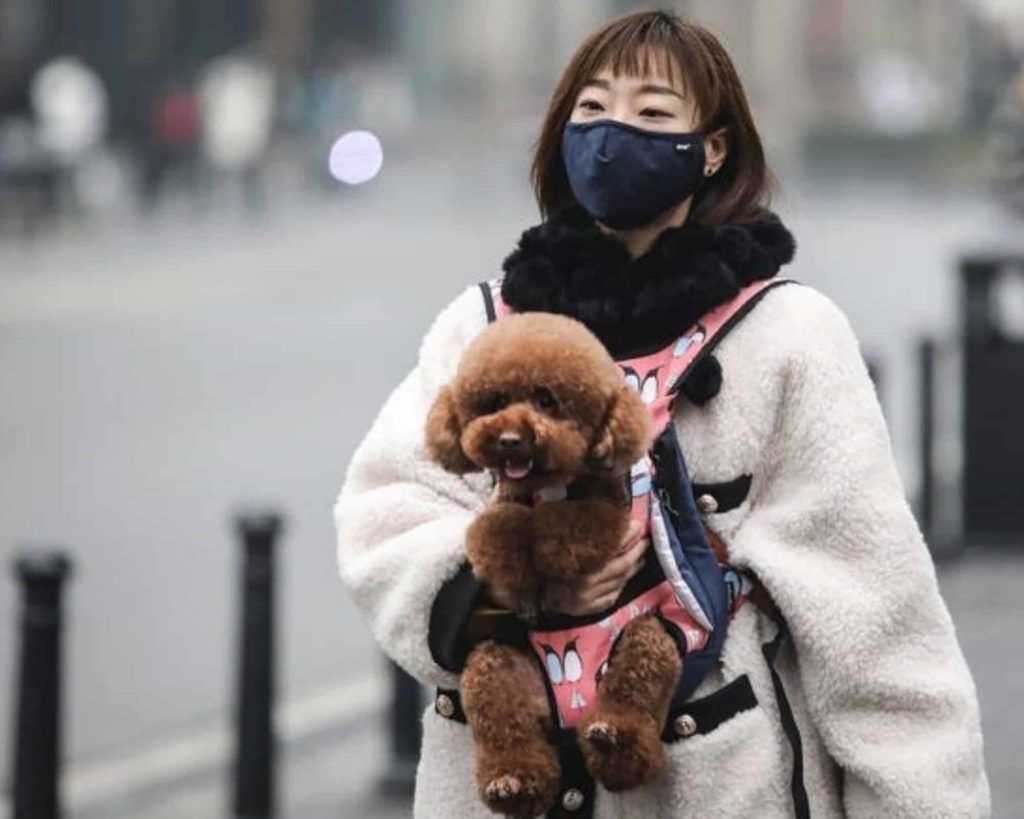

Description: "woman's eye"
579 99 603 112
640 107 670 118
532 387 559 413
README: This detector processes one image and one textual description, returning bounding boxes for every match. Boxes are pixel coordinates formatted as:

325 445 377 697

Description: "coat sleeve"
333 284 493 690
727 286 990 818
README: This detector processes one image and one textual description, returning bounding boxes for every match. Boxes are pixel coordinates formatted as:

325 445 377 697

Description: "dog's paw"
477 748 560 819
485 773 522 801
480 769 557 818
578 710 665 792
583 720 617 749
466 504 540 608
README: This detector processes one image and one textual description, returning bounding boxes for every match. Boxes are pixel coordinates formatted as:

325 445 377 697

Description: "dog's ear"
425 385 477 474
587 387 651 473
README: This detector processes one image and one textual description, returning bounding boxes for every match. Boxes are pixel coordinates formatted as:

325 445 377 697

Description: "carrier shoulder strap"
479 276 798 347
479 279 498 323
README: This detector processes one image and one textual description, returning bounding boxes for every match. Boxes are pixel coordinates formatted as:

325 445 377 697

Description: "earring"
704 166 715 177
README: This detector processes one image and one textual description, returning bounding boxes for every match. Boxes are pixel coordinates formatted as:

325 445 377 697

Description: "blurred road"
1 135 1022 815
0 164 534 788
938 553 1024 815
74 714 413 819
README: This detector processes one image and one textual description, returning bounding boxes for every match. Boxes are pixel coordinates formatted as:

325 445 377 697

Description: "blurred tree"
313 0 394 52
991 64 1024 218
262 0 314 67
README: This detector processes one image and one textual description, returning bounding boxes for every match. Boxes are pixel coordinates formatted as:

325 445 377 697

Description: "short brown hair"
530 10 774 226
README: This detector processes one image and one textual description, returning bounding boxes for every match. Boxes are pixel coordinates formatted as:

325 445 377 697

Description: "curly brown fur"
425 311 654 813
465 502 540 620
530 491 629 582
587 389 652 474
461 641 561 818
424 385 477 473
577 616 683 791
425 312 650 612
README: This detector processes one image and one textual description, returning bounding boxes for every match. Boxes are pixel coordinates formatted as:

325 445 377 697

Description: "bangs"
575 13 716 126
581 13 692 95
593 40 685 92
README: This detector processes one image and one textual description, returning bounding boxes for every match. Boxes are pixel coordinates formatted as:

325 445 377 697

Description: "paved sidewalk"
64 550 1024 819
934 551 1024 818
74 714 412 819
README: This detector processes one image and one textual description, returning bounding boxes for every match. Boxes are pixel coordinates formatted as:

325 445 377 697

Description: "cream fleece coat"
334 280 990 818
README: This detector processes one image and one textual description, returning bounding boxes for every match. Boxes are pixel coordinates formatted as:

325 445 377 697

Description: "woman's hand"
540 520 649 617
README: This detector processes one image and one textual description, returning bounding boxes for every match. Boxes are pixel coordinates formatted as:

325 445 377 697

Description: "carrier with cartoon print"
479 273 796 728
429 273 810 819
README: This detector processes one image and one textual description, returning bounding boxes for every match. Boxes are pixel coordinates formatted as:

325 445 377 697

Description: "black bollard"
918 338 936 541
959 254 1024 546
10 547 73 819
232 510 283 819
378 660 423 796
863 353 884 416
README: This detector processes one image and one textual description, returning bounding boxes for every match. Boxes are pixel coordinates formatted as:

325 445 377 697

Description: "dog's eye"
479 390 510 415
532 387 559 413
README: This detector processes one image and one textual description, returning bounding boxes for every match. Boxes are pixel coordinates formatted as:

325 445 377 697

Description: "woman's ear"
703 127 728 176
425 385 477 474
587 388 651 474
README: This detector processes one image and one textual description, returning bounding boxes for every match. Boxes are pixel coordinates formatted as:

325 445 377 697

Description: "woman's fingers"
587 543 649 597
550 588 619 618
622 518 645 549
543 538 650 616
586 532 648 586
538 524 652 617
625 539 649 579
584 592 619 616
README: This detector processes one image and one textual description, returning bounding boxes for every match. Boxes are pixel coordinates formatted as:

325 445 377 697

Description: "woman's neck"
596 197 694 259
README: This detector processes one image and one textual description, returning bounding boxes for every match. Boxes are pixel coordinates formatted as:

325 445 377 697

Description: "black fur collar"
500 203 797 357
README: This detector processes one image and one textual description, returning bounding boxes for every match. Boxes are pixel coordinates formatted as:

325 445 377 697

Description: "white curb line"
1 673 385 814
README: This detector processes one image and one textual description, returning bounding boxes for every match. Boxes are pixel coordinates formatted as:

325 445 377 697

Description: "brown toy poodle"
425 312 684 818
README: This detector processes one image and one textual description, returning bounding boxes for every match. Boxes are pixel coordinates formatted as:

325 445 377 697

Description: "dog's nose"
498 432 521 450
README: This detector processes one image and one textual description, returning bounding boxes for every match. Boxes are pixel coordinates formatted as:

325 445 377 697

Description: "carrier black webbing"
763 623 811 819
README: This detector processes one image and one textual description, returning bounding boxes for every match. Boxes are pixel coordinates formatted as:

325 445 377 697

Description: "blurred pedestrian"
196 52 275 214
0 65 41 232
0 57 108 231
32 55 109 219
141 77 200 210
335 11 990 819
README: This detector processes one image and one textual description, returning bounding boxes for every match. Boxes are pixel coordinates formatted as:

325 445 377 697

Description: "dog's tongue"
504 459 533 480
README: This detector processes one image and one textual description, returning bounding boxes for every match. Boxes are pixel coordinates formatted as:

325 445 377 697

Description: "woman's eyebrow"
637 83 685 100
581 77 684 100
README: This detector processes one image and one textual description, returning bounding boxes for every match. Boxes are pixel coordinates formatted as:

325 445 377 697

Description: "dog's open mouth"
502 456 534 480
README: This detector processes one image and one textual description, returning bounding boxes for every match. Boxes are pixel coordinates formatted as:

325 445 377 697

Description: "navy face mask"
561 119 706 230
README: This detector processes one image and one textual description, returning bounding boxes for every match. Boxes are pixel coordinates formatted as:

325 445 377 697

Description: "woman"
335 11 989 818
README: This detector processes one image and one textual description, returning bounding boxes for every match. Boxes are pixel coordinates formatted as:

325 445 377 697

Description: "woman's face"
568 63 699 132
566 59 727 184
